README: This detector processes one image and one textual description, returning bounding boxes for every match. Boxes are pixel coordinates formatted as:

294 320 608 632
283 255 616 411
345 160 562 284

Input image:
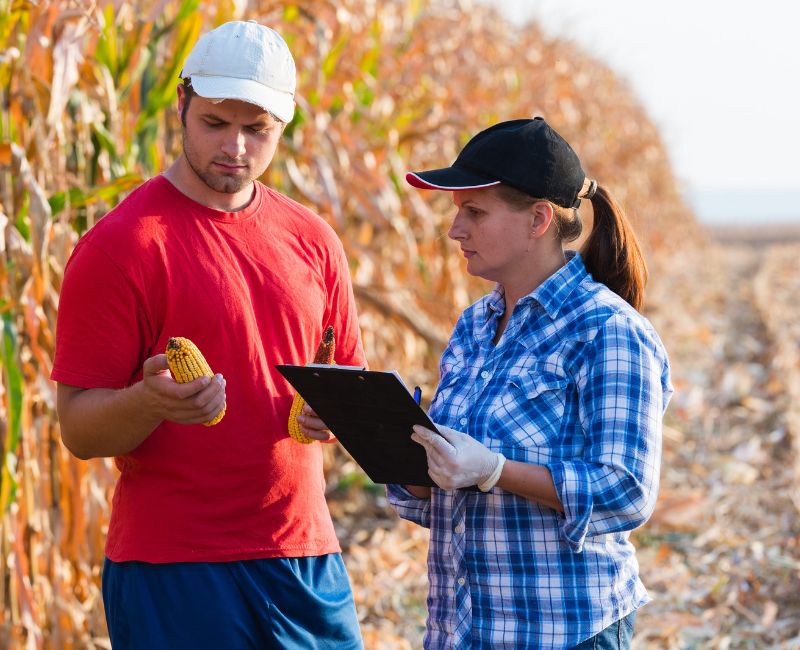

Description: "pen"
413 385 422 405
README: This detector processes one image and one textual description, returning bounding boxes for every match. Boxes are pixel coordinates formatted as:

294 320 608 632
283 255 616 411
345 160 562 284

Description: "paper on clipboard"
276 364 439 486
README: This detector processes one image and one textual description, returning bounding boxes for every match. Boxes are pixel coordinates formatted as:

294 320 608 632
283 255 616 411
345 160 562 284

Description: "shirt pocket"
430 361 467 412
490 366 569 449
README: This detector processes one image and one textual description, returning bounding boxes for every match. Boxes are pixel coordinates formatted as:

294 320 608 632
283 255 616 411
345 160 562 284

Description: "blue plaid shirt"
387 252 672 649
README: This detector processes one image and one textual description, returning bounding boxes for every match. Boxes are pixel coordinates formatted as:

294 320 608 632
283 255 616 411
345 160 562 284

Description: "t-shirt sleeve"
51 239 151 389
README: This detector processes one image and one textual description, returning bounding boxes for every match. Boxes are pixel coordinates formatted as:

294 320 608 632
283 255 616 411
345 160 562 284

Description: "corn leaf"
322 33 350 80
0 313 22 512
48 174 143 216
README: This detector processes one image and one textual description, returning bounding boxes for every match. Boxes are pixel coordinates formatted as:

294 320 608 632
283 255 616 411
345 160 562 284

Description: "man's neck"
163 157 255 212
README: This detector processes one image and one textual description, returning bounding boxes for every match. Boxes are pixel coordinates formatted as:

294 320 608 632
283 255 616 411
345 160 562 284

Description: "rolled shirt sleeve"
385 483 432 529
547 312 672 552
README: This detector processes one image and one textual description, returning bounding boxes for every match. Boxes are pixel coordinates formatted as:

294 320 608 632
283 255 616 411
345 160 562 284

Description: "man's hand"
411 424 502 490
294 404 335 442
142 354 226 425
57 354 228 460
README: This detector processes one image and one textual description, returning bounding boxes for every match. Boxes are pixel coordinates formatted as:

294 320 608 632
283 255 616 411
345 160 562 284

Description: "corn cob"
165 336 226 426
288 326 335 443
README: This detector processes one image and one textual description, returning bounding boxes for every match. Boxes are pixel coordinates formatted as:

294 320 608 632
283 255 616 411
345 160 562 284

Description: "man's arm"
58 354 226 460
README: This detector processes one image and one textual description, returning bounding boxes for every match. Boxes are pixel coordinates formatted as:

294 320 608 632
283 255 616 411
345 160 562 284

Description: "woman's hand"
411 424 502 490
295 404 336 442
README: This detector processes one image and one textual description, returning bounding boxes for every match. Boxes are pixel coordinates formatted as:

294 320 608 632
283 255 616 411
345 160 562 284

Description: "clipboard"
276 364 440 486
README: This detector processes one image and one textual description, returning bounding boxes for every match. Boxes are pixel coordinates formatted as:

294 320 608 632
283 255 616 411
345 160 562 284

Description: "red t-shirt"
51 176 366 562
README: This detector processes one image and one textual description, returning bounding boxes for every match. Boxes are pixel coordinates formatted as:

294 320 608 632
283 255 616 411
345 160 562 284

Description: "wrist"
404 484 432 499
478 453 506 492
129 381 168 429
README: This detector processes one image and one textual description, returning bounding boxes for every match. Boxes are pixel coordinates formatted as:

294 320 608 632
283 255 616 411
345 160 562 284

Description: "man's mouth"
212 160 247 172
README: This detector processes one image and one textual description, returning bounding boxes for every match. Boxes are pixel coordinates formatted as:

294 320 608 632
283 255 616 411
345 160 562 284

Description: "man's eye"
205 121 224 128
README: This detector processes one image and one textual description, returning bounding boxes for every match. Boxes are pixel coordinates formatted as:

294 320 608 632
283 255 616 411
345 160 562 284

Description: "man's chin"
204 174 252 195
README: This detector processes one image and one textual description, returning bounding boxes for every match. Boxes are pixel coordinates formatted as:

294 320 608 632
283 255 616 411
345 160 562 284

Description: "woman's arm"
545 313 670 550
385 483 432 528
403 485 432 498
411 425 562 509
495 460 563 512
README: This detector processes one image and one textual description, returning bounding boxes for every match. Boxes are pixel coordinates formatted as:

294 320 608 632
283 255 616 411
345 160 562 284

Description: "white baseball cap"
181 20 296 123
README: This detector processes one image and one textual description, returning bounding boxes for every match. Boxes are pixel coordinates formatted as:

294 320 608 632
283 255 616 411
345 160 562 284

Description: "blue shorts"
102 554 363 650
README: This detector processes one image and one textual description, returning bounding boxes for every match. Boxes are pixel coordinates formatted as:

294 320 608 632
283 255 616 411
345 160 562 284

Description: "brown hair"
579 183 647 311
494 182 648 311
180 78 195 126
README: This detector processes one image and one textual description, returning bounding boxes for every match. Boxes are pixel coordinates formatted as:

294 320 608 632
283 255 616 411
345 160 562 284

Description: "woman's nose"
448 215 466 241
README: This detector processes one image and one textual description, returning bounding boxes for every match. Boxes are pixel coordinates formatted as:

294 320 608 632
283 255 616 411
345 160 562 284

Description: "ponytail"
493 181 648 310
579 185 647 311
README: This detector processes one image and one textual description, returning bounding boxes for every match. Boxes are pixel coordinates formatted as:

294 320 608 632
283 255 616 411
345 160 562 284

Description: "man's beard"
182 130 254 194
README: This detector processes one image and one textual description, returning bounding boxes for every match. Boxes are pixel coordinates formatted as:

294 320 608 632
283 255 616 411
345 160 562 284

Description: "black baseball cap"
406 117 586 209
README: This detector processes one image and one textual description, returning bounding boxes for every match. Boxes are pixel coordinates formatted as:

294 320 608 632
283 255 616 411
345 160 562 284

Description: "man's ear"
176 83 186 115
530 200 555 238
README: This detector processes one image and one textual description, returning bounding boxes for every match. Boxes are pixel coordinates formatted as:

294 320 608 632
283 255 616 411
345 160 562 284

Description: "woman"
387 117 673 649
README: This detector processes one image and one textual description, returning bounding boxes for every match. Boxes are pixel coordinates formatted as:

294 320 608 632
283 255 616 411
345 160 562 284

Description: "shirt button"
454 524 464 534
459 417 467 426
481 370 490 379
457 577 466 586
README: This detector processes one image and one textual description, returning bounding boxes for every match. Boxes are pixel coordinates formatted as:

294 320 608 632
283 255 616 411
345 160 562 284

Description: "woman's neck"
501 247 567 313
493 250 566 345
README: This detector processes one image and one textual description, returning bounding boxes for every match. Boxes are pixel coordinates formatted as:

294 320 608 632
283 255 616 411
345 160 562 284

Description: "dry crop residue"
633 235 800 648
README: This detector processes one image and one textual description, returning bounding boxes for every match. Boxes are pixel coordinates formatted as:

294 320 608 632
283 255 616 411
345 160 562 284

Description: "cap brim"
405 166 501 191
190 76 295 123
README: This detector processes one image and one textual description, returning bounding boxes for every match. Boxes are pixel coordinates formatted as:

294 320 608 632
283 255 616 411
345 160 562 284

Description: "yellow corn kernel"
166 337 226 426
288 393 314 444
288 326 335 444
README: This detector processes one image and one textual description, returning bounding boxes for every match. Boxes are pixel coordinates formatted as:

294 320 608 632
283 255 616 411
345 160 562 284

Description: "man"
52 20 365 649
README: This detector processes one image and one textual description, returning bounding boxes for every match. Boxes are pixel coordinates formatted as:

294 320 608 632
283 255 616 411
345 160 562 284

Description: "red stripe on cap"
405 173 501 191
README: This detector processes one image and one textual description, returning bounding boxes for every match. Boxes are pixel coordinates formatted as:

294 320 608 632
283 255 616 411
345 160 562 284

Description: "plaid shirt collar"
482 250 586 329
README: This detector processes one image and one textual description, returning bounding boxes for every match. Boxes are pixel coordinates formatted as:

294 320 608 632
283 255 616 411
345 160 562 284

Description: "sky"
481 0 800 224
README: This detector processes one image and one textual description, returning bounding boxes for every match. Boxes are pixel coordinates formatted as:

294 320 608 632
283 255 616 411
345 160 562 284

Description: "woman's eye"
455 208 481 219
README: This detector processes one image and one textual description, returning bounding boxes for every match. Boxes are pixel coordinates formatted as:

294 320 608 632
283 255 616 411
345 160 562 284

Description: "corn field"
1 0 706 647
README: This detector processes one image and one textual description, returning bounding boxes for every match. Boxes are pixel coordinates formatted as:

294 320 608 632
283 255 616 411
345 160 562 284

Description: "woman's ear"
530 200 555 239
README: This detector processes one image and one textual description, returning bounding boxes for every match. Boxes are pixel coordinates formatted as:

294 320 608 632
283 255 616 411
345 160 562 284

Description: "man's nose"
221 129 246 159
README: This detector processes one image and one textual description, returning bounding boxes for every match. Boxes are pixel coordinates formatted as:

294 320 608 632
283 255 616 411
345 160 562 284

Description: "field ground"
704 221 800 246
334 227 800 649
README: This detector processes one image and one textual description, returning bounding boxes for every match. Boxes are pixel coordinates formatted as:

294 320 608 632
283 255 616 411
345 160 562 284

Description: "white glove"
411 424 505 491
